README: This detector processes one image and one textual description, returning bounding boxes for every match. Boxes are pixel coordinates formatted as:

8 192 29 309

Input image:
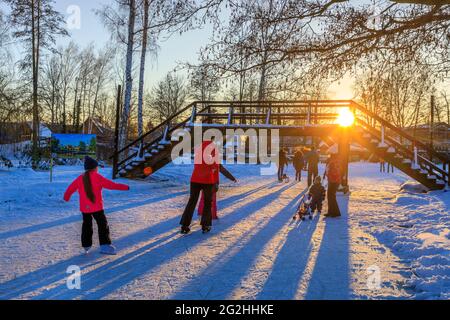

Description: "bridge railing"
351 101 449 185
192 100 352 126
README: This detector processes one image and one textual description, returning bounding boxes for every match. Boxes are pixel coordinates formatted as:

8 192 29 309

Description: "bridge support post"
338 127 350 190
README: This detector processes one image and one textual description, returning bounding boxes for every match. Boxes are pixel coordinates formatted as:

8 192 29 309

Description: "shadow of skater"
171 186 303 300
304 194 350 299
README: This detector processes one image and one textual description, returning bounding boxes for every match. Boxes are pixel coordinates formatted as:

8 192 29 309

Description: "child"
308 176 326 214
64 156 129 255
198 165 237 220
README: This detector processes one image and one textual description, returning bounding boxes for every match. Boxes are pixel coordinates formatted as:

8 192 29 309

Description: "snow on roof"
27 122 52 138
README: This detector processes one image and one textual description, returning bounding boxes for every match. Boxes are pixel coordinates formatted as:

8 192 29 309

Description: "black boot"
181 226 191 234
202 226 211 234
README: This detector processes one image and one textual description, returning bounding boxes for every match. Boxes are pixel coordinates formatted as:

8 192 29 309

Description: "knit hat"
84 156 98 171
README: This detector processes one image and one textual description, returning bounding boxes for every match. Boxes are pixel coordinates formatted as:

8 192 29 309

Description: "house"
0 122 32 144
82 117 115 160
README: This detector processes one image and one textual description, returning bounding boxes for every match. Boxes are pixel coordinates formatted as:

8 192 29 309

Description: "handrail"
351 101 449 164
115 105 209 168
356 117 448 180
111 101 196 159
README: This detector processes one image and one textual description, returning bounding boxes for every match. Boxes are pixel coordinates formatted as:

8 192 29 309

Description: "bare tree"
5 0 67 167
147 73 188 124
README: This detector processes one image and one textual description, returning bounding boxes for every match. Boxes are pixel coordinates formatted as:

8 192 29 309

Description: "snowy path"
0 163 448 300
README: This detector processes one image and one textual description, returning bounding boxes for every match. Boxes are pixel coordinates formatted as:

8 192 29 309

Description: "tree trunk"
137 0 149 138
31 0 40 169
118 0 136 156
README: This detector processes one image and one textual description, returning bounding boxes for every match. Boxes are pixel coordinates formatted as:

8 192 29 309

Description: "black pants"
278 165 285 181
310 198 323 213
81 210 112 248
327 183 341 217
180 183 214 228
295 170 302 181
308 168 318 187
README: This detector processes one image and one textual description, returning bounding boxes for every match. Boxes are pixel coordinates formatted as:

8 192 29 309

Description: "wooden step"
402 159 412 164
387 147 396 153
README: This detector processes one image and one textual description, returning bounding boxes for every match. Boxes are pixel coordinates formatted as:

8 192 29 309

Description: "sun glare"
337 108 355 127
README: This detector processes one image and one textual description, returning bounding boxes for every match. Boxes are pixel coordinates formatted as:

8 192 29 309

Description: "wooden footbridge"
111 100 449 190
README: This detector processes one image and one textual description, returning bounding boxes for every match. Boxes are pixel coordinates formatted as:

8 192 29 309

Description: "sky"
1 0 366 100
53 0 355 99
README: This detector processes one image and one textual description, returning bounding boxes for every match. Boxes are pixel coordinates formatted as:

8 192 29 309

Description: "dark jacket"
293 152 304 171
306 150 320 171
278 150 288 166
308 183 326 203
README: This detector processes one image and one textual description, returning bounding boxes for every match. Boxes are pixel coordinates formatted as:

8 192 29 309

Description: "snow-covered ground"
0 162 448 300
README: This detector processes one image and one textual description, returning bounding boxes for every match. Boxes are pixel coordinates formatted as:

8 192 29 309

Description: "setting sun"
337 108 355 127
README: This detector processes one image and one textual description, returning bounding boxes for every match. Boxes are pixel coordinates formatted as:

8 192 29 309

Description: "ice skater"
305 146 320 187
293 150 305 182
277 148 288 182
64 156 130 255
180 140 219 234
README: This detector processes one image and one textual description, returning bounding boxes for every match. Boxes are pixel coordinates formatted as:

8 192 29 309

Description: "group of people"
278 146 322 187
278 146 342 218
64 141 342 254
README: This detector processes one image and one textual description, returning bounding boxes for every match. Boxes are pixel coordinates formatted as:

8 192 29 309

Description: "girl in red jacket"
64 156 129 255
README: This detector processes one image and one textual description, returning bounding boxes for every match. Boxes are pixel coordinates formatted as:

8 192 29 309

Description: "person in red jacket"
64 156 129 255
180 140 219 234
324 153 341 218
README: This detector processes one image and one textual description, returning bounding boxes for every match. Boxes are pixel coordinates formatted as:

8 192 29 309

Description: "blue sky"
53 0 214 91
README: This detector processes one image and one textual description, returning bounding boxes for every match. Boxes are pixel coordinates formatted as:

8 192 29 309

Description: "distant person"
308 176 326 215
180 140 219 234
198 165 237 220
64 156 130 255
380 159 386 173
388 162 394 173
293 150 305 182
277 148 288 182
324 153 341 218
306 146 320 187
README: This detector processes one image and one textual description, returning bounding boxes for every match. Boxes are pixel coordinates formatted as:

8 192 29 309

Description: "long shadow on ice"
255 205 321 299
0 181 285 299
170 186 304 300
0 191 188 241
303 194 351 300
